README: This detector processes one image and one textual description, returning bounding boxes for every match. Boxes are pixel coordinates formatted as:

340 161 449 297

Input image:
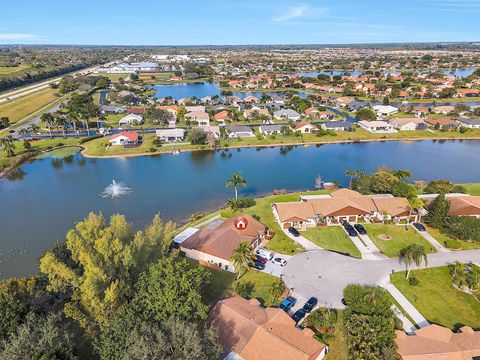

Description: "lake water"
152 83 307 100
1 139 480 278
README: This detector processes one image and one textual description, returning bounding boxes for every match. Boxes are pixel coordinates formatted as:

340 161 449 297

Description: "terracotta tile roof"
110 131 139 141
293 121 317 131
273 202 316 222
448 196 480 216
424 118 458 126
181 215 265 260
396 325 480 359
209 296 326 360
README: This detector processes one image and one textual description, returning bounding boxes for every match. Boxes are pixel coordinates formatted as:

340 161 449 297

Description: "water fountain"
101 180 131 198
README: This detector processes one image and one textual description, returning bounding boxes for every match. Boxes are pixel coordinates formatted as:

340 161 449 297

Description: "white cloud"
0 33 41 41
273 4 309 22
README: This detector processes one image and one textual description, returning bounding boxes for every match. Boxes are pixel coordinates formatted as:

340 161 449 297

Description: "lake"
152 83 307 100
1 139 480 278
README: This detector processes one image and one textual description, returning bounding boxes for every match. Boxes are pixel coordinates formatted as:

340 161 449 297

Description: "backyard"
391 266 480 330
364 224 436 258
303 226 361 258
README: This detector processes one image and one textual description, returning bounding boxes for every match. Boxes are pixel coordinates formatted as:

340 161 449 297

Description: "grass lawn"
462 183 480 196
0 87 60 124
364 224 436 258
324 311 348 360
425 225 480 250
0 64 32 77
303 226 361 258
236 270 284 306
391 266 480 330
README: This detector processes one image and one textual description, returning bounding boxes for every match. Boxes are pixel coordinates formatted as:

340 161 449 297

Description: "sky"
1 0 480 45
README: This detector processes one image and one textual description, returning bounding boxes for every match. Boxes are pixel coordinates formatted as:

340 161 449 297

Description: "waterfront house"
274 109 301 121
419 193 480 218
155 128 185 142
209 296 327 360
388 118 427 131
431 105 455 115
269 94 285 105
372 105 399 117
259 124 284 135
118 113 144 126
109 131 140 147
320 121 352 131
272 188 417 229
396 324 480 360
457 88 480 97
358 120 397 133
456 118 480 129
424 118 459 129
243 95 260 104
293 121 318 134
180 215 266 272
225 125 254 138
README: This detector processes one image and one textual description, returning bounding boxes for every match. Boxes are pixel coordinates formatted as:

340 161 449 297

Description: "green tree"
230 241 254 278
226 172 247 199
0 136 16 157
424 193 450 229
408 197 425 222
399 244 428 279
39 212 175 331
370 171 397 193
41 113 56 138
424 179 466 194
187 127 207 145
355 107 377 121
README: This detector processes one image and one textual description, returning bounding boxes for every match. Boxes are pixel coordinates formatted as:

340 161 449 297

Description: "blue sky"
1 0 479 45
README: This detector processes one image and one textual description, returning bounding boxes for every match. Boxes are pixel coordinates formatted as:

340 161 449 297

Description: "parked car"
249 261 265 270
254 255 267 264
255 248 274 260
413 222 426 231
292 308 307 323
279 296 296 312
288 227 300 237
272 257 287 266
345 225 358 237
354 224 367 235
341 220 350 228
302 297 318 312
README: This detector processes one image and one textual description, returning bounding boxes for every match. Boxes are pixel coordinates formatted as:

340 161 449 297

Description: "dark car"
292 308 307 323
303 297 318 312
250 261 265 270
345 225 358 237
288 227 300 237
341 220 350 228
279 296 296 312
354 223 367 235
254 255 267 264
413 222 426 231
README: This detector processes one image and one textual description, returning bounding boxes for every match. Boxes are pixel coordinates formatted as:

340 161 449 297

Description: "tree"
391 180 416 198
355 107 377 121
424 193 450 229
0 116 9 129
230 242 254 278
370 171 397 193
144 108 173 125
424 179 466 194
187 127 207 145
226 172 247 199
408 197 425 222
41 113 56 138
0 136 16 157
382 96 390 105
39 212 175 331
399 244 428 279
0 312 78 360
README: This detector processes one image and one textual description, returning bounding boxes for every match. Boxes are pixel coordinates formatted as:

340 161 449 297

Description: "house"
293 121 318 134
424 118 459 129
225 95 244 105
259 124 284 135
155 128 185 142
456 118 480 129
269 94 285 105
335 97 353 107
214 110 233 125
243 95 260 104
419 194 480 218
396 324 480 360
225 125 255 138
320 121 352 131
272 188 417 229
109 131 140 147
199 125 221 139
372 105 399 117
100 105 124 115
180 215 266 272
243 108 271 121
413 107 429 117
185 111 210 126
118 113 144 126
457 88 480 97
388 118 427 131
209 296 327 360
185 105 206 113
358 120 397 133
431 105 455 115
274 109 301 121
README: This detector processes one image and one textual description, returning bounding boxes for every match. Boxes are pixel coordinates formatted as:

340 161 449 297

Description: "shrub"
443 216 480 242
149 147 157 153
78 134 103 144
409 276 419 286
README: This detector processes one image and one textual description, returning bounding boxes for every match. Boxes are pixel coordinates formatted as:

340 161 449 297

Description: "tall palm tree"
408 197 425 223
18 128 31 138
41 113 55 138
0 136 16 157
28 124 40 134
230 241 254 279
399 244 428 279
226 172 247 199
54 115 68 137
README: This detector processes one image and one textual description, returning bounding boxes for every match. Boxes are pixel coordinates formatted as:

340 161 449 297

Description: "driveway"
412 226 449 253
280 224 322 251
282 249 480 309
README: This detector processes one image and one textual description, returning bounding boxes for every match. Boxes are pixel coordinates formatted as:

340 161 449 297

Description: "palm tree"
18 128 31 138
399 244 428 279
270 281 284 302
28 124 40 134
41 113 55 138
408 197 425 223
54 115 68 137
230 241 254 279
0 136 16 157
226 172 247 199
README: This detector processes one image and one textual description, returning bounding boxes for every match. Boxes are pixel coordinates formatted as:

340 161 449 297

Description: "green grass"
0 64 33 77
425 225 480 250
363 224 437 258
324 311 348 360
462 183 480 196
236 270 284 306
303 226 361 258
391 266 480 330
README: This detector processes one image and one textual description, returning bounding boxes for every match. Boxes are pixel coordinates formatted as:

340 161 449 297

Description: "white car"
272 257 287 266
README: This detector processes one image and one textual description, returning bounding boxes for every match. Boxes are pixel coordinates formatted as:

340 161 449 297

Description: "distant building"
225 125 254 138
107 62 159 73
358 120 397 133
118 113 143 126
109 131 140 147
156 128 185 142
372 105 399 117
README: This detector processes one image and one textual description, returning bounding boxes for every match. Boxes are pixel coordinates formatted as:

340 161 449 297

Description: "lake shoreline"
79 135 480 159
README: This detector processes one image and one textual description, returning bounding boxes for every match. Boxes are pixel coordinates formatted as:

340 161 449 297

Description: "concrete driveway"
282 248 480 309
